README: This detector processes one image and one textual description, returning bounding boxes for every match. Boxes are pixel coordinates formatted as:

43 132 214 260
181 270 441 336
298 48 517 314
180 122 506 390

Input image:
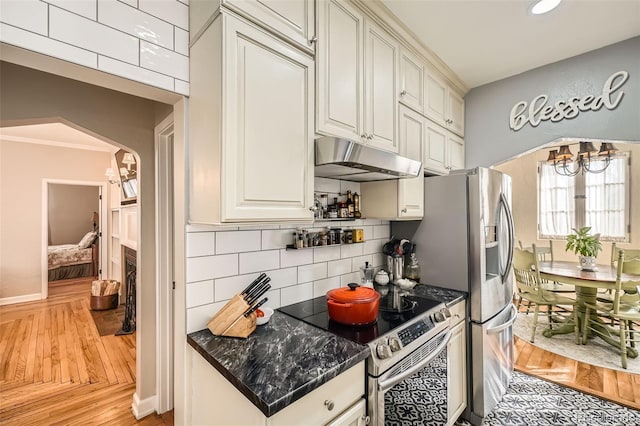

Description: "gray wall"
48 184 99 245
465 36 640 167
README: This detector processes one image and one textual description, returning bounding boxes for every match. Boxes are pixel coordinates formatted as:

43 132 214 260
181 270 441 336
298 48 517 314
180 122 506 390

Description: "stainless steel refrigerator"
392 167 516 425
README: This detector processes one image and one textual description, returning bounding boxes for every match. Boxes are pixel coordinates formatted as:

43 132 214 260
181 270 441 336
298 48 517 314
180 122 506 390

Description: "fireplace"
117 246 137 335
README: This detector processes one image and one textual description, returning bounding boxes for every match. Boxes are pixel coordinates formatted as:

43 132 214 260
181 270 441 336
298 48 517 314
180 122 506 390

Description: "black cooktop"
277 285 443 345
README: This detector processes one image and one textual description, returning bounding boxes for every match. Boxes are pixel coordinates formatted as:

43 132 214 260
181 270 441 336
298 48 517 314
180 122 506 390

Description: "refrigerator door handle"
498 193 515 282
486 304 518 335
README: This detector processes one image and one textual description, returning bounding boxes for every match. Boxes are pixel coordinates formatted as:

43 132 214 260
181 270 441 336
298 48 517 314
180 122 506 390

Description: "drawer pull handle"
324 399 334 411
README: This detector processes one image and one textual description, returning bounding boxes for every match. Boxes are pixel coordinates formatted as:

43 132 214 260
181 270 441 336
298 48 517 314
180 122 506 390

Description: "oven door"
368 330 451 426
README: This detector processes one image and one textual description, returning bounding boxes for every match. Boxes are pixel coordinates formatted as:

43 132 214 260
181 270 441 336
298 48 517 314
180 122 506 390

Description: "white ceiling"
381 0 640 89
0 123 116 152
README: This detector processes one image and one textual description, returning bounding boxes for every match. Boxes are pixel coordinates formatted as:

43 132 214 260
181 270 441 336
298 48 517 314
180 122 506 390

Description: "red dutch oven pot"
326 283 380 325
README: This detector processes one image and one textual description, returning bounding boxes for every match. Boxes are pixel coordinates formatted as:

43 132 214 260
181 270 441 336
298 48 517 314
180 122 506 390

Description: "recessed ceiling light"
531 0 562 15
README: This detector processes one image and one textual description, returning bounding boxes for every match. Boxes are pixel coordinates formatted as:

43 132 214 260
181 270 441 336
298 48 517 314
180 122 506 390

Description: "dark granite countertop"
187 310 370 417
412 284 467 307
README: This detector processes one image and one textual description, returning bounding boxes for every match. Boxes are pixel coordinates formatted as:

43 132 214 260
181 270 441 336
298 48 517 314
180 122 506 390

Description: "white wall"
0 0 189 95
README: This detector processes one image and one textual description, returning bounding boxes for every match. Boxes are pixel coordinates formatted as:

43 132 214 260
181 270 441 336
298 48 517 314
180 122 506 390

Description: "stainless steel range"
278 285 452 425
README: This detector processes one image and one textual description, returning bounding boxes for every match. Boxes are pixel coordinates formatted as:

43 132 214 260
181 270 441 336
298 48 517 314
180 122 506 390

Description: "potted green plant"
565 226 602 271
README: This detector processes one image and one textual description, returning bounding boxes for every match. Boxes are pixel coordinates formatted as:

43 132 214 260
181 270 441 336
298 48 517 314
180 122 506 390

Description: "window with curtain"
538 153 630 241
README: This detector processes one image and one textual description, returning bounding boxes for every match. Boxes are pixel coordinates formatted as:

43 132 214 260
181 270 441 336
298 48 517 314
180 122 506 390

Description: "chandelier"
546 141 619 176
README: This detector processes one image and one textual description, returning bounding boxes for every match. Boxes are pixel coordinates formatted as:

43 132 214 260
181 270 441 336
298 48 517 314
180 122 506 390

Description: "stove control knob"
434 312 446 323
442 308 451 318
376 343 393 359
388 337 402 352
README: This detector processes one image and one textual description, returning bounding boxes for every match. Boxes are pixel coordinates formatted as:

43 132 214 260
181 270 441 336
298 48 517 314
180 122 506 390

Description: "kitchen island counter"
187 311 370 417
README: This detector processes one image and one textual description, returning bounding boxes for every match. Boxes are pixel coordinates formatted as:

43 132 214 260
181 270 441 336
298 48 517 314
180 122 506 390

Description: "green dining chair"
513 245 577 343
581 250 640 369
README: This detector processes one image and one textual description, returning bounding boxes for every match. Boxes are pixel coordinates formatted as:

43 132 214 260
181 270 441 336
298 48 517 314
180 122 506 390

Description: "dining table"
538 260 639 359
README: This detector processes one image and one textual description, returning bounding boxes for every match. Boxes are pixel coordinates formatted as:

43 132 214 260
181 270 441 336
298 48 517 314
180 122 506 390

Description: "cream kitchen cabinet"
189 11 315 223
447 300 467 426
398 47 425 114
189 346 366 426
317 0 398 153
423 120 465 176
222 0 316 54
424 69 465 137
360 105 424 220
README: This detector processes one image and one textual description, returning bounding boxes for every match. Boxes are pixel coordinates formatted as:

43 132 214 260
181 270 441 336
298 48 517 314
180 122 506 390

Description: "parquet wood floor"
0 278 172 425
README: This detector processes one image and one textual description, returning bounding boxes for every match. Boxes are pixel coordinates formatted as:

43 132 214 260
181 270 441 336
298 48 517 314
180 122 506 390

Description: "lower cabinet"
189 346 366 426
447 301 467 426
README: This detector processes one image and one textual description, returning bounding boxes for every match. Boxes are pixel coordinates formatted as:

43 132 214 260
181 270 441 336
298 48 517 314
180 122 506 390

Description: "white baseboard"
131 392 157 420
0 293 42 306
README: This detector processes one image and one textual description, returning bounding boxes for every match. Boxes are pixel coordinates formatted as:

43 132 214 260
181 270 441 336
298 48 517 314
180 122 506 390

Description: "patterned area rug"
513 312 640 373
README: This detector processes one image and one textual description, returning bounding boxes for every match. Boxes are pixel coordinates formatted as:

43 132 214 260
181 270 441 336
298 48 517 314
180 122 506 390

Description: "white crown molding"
0 134 116 153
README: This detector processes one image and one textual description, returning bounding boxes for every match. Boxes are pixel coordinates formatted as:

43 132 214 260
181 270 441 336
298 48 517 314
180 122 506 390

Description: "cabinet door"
399 47 424 113
222 0 315 53
325 398 367 426
364 19 398 153
447 133 465 172
425 71 447 127
397 105 424 219
223 15 314 221
317 0 364 141
447 320 467 425
448 89 465 137
424 120 448 175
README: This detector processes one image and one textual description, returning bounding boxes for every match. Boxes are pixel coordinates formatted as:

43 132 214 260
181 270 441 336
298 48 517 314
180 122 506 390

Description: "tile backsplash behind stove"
185 178 390 333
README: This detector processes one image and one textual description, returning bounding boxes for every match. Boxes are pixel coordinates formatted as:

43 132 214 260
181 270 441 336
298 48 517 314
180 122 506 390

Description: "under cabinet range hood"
314 136 422 182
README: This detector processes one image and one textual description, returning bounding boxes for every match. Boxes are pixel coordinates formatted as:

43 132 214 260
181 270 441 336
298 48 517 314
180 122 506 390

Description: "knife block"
207 294 257 338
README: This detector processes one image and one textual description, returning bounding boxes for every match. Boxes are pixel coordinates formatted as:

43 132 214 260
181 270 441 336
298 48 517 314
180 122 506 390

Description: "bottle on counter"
353 192 362 218
347 190 355 218
339 200 348 218
404 245 420 281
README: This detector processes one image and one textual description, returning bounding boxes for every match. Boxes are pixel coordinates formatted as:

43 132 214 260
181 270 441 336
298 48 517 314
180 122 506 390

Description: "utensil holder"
207 294 257 338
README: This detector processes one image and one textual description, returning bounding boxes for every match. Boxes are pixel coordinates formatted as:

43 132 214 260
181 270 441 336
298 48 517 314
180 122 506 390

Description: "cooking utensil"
244 276 270 303
240 272 267 296
245 279 271 306
326 283 380 325
244 297 268 317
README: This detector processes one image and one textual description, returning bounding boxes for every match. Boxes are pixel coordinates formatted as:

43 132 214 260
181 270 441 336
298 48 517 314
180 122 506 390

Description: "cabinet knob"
400 90 407 96
308 36 317 45
309 205 318 211
324 400 335 411
401 208 408 213
367 134 373 140
362 415 371 424
361 134 367 139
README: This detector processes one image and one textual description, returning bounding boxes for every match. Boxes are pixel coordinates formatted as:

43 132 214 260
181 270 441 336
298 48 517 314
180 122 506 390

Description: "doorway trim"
41 179 107 299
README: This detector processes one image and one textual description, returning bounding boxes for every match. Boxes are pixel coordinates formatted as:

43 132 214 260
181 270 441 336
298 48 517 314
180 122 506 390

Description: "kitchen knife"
244 297 268 317
240 273 267 296
246 280 271 306
244 276 270 302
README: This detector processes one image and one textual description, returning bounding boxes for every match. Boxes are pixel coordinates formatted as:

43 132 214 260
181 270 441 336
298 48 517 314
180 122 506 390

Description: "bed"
47 231 99 281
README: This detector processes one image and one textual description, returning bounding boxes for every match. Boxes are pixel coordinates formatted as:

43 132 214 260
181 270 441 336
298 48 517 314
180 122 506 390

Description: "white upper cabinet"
222 0 316 53
398 47 425 113
424 119 465 176
316 0 364 142
189 12 315 223
425 68 465 137
363 19 399 153
317 0 399 153
397 105 424 218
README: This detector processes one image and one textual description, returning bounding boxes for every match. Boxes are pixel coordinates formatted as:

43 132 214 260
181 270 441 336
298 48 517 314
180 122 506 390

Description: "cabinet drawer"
449 300 466 325
269 362 365 426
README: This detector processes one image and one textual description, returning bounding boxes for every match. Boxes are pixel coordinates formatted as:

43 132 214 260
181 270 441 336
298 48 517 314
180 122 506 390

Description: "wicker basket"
90 293 119 311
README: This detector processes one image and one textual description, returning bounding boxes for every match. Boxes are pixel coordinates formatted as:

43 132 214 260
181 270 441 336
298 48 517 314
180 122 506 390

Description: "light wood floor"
0 278 173 425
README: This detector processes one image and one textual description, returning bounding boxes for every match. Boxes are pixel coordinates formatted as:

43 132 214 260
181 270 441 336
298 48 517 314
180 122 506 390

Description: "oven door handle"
377 331 452 393
486 304 518 335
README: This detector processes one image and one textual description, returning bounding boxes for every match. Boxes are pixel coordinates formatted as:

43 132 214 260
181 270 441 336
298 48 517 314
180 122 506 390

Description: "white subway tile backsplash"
327 258 351 277
313 276 340 297
214 273 260 301
50 7 139 65
262 229 292 250
265 267 297 289
99 0 174 49
239 250 280 274
186 280 214 308
174 79 189 95
0 0 48 35
373 224 391 240
372 253 386 269
361 225 373 241
298 263 327 283
174 26 188 55
313 246 341 263
341 243 364 259
140 40 188 80
48 0 97 20
262 289 280 309
119 0 138 7
187 224 229 232
340 272 361 286
0 23 98 68
98 56 174 91
186 254 238 283
350 255 373 272
187 301 225 333
215 230 261 254
281 282 313 306
186 232 214 257
139 0 188 30
363 239 384 255
280 248 313 268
